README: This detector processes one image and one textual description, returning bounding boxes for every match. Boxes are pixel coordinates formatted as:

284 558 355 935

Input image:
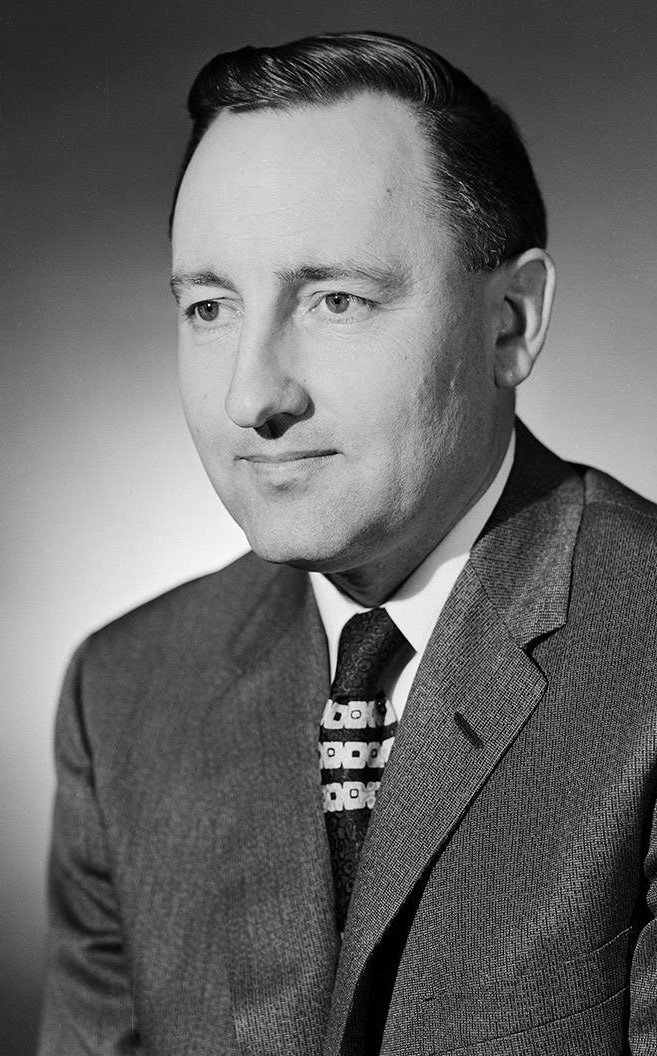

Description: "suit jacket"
39 422 657 1056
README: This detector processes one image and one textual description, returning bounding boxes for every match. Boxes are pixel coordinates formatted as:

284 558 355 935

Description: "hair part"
170 31 547 271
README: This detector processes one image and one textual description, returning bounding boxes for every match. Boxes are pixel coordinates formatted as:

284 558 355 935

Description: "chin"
242 521 355 572
247 535 333 570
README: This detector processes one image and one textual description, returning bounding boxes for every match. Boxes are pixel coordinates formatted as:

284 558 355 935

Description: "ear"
492 249 556 390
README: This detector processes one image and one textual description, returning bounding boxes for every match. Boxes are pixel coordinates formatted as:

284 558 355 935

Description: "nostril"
255 413 303 440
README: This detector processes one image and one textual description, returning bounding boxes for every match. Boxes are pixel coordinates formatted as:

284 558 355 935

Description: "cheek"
394 347 454 446
178 349 232 442
353 371 442 507
377 340 481 496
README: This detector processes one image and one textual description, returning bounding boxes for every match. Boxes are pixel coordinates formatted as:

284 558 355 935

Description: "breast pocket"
386 928 633 1055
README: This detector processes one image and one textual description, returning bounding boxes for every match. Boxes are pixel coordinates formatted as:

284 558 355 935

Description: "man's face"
172 93 507 580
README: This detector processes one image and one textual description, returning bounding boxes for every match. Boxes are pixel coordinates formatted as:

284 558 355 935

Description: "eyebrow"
169 260 411 300
170 269 234 299
276 261 411 295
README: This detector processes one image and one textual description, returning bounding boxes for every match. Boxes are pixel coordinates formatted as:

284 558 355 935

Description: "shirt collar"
310 431 516 676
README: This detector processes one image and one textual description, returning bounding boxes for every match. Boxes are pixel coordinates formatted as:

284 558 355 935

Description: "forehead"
172 93 447 270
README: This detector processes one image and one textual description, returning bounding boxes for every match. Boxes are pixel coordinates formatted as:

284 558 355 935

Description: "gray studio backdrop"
2 1 656 1052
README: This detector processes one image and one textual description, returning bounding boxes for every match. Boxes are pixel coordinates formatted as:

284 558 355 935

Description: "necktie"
319 608 408 932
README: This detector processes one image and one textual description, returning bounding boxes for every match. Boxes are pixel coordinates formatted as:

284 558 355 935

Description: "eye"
194 301 219 322
324 292 353 315
314 292 375 323
182 298 241 334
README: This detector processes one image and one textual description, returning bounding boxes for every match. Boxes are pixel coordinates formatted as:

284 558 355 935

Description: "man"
39 31 657 1056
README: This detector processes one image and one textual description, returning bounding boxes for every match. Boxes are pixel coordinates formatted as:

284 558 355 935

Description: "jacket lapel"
215 564 339 1054
324 424 585 1055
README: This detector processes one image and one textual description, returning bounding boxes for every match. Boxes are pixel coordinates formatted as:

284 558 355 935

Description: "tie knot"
331 608 407 701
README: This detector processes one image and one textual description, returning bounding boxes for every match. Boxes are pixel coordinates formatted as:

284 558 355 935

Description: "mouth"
239 450 338 464
237 450 338 486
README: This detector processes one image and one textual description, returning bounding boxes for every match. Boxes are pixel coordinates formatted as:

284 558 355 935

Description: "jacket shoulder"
579 466 657 560
581 464 657 524
572 467 657 628
77 550 283 672
58 551 304 757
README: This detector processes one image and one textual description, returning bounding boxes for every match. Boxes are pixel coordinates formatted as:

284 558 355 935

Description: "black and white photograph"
2 1 657 1053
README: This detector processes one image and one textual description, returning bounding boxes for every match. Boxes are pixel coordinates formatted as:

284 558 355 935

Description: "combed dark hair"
171 31 547 271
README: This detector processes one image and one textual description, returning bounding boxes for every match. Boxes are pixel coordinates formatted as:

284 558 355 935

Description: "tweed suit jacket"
39 422 657 1056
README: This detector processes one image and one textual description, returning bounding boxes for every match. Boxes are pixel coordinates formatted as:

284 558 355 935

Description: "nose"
224 317 310 431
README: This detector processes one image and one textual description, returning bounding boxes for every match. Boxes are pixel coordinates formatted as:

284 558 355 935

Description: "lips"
240 450 337 463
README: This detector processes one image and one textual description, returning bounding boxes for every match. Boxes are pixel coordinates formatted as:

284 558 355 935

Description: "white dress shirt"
310 432 515 722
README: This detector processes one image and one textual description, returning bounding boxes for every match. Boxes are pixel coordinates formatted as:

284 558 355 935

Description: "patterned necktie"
319 608 408 932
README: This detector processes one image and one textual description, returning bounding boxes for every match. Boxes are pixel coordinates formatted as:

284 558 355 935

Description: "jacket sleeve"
629 780 657 1051
38 643 141 1055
